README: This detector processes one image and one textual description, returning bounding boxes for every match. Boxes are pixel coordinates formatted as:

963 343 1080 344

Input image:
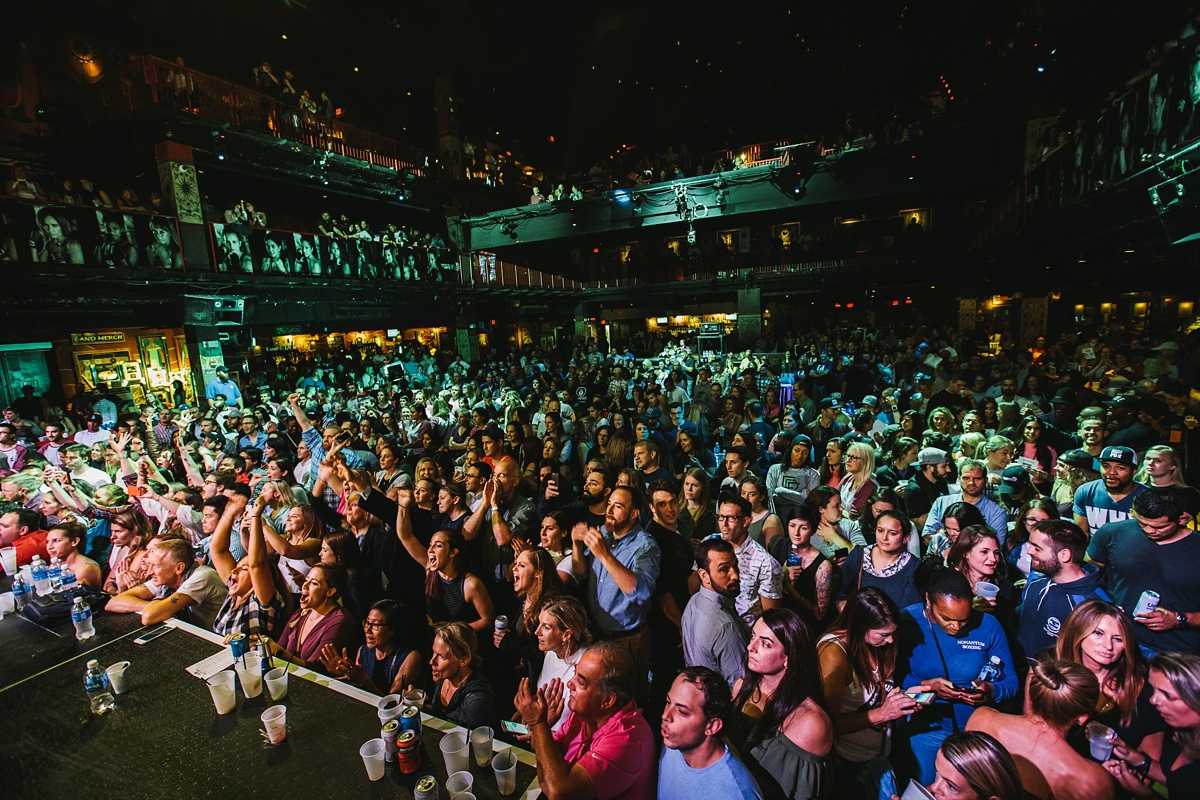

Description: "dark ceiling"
11 1 1196 175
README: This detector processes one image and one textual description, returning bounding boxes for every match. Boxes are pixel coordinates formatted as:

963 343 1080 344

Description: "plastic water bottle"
976 655 1004 684
31 556 50 595
12 577 29 611
49 556 63 583
84 659 115 714
60 567 78 592
72 597 96 640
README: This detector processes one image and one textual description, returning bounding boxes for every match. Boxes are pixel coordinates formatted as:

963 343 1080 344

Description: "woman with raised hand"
319 598 424 696
210 492 288 641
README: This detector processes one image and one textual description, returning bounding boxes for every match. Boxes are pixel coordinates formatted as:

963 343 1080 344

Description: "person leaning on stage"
106 535 228 630
514 641 657 800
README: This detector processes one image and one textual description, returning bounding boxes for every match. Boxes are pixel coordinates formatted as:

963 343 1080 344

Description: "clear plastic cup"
261 704 287 744
0 591 14 616
493 749 518 796
264 666 289 700
235 654 263 698
360 738 386 781
0 546 17 575
446 770 475 799
470 725 494 767
377 693 404 725
975 581 1000 599
106 661 130 694
1086 721 1116 761
439 732 470 775
403 688 427 708
206 670 237 714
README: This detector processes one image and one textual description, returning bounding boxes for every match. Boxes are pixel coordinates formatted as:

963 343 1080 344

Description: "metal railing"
88 56 430 176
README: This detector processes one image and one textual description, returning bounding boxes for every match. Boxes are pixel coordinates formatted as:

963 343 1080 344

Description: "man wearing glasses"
713 493 781 626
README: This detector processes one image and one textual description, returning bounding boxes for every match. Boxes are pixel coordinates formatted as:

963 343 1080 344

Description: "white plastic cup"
206 670 237 714
975 581 1000 600
235 654 263 698
0 591 14 616
402 688 426 708
106 661 130 694
261 704 287 744
455 794 476 800
439 731 470 776
0 546 17 575
264 666 289 701
1086 721 1116 761
470 725 494 767
446 770 475 799
377 693 404 724
493 749 518 796
900 779 936 800
19 564 32 584
360 738 386 781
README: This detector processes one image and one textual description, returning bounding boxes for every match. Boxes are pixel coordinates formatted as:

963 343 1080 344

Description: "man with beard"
681 537 750 688
1073 446 1146 536
1017 520 1105 658
571 484 661 703
644 479 695 727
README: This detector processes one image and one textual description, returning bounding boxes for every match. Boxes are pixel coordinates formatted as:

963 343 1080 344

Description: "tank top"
816 634 889 762
427 573 479 625
359 645 414 695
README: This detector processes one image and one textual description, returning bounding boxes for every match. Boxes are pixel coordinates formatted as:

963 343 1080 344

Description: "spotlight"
687 226 696 245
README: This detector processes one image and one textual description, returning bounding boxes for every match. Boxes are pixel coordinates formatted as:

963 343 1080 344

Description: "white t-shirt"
539 646 588 732
73 466 112 488
147 564 228 631
73 429 111 448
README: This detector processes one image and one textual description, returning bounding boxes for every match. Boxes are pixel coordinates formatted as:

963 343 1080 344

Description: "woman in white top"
532 595 592 732
818 586 921 800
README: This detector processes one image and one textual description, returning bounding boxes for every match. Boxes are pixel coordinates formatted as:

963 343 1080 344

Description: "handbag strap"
925 608 961 734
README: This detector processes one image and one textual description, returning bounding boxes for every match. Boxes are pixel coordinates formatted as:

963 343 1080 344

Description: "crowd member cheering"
268 562 358 672
514 642 656 800
532 595 592 732
319 599 423 696
209 493 287 640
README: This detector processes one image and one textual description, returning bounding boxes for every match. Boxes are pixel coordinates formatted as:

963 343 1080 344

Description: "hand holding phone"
501 719 529 735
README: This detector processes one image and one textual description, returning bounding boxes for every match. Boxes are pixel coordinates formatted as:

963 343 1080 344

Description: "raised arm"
209 491 247 582
394 499 431 567
245 495 279 605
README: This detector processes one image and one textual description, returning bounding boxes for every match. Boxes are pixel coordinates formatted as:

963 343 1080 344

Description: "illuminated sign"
71 332 125 344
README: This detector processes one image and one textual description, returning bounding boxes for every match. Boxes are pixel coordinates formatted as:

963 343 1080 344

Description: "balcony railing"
88 55 430 177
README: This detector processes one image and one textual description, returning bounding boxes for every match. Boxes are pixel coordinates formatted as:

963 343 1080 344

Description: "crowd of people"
2 319 1200 800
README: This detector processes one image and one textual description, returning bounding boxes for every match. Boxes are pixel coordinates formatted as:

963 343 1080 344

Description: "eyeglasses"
716 514 745 523
845 455 862 461
1022 517 1044 526
362 620 388 630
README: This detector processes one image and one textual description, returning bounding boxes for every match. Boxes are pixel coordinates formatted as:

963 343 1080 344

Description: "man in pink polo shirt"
515 642 656 800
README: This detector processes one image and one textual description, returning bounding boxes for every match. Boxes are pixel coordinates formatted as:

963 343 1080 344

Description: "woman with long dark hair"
875 436 920 490
318 598 424 695
819 437 847 488
1005 497 1058 579
819 587 916 799
731 608 833 799
678 467 716 543
766 433 820 526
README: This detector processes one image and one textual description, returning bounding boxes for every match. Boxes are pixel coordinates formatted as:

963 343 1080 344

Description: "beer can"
396 729 421 774
495 615 509 632
414 775 439 800
229 632 248 661
399 703 422 736
1133 590 1161 617
382 720 399 763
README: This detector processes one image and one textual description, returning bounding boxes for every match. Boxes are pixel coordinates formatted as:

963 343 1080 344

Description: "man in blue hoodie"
1017 520 1107 660
896 568 1018 786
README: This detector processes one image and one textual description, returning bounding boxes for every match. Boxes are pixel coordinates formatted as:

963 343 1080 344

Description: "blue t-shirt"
657 744 763 800
1086 519 1200 654
1073 479 1146 537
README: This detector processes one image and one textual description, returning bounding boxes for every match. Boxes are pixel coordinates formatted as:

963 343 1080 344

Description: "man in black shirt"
1105 395 1160 454
927 376 973 416
643 479 695 733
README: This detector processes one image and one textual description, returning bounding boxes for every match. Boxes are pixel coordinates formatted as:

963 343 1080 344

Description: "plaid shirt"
212 589 285 640
733 535 782 625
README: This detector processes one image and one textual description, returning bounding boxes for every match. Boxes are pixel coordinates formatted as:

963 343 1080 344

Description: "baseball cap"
1050 388 1076 405
819 397 841 410
1099 446 1138 467
677 421 700 438
997 465 1032 495
791 433 813 448
1104 395 1141 410
1058 449 1099 471
642 406 662 421
916 447 948 467
860 395 879 409
88 413 102 422
1150 341 1180 351
215 365 229 373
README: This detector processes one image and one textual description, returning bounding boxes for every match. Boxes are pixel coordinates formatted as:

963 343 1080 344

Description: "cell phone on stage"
501 720 530 735
134 625 173 645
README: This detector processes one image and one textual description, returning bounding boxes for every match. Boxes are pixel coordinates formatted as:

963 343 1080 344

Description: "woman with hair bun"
966 657 1115 800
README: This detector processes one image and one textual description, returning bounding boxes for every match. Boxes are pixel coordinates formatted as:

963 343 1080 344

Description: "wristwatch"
1177 611 1188 629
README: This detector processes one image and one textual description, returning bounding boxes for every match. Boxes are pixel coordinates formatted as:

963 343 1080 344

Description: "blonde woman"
838 441 878 520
